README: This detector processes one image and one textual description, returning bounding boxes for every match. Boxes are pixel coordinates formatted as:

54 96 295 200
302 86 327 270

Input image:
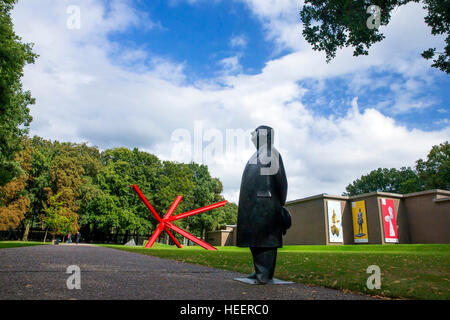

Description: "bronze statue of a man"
236 125 288 284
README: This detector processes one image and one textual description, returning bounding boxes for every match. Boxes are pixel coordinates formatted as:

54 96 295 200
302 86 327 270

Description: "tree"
0 0 38 186
41 142 85 236
93 147 162 241
416 141 449 190
300 0 450 73
344 167 421 196
41 193 75 241
0 138 31 230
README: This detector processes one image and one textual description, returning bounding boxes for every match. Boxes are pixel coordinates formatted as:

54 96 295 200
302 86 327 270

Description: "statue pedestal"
234 278 294 285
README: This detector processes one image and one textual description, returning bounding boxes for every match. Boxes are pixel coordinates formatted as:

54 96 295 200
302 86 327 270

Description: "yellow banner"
352 200 368 243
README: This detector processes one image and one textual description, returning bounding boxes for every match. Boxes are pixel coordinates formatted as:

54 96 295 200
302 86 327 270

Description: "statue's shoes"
247 272 257 279
255 275 271 285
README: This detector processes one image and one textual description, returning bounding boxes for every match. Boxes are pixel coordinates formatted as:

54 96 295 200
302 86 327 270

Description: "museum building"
207 189 450 246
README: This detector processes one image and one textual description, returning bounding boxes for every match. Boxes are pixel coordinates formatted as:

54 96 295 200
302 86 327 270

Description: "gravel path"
0 244 376 300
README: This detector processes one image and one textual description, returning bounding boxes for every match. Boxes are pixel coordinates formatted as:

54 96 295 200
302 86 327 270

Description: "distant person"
76 231 81 244
67 232 72 244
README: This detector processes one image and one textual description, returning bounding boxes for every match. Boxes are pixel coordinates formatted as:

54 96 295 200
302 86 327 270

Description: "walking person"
67 232 72 244
76 231 81 244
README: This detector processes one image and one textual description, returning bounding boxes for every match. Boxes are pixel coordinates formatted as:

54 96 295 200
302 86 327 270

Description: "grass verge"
0 241 46 249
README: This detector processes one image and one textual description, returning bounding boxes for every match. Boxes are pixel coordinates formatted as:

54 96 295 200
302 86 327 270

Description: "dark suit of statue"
236 126 288 284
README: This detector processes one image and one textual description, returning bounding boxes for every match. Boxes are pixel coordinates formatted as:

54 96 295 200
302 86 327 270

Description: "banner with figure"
351 201 368 243
380 198 398 243
326 200 343 243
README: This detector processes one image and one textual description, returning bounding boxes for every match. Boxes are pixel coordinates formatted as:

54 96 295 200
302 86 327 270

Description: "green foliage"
0 241 44 249
42 193 75 236
344 167 421 196
300 0 449 73
2 135 236 242
345 141 449 195
0 0 38 186
11 139 236 242
416 141 450 190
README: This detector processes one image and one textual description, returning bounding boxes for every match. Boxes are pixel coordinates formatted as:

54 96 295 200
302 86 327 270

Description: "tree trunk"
43 228 49 243
124 230 129 244
22 218 32 241
200 222 204 240
114 229 119 244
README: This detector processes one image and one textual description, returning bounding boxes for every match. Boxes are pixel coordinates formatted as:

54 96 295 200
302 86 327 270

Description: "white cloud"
238 0 305 52
219 56 243 75
12 0 450 205
230 34 248 48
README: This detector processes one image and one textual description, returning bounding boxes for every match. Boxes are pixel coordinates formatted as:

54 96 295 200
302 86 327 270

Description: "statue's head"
251 125 274 150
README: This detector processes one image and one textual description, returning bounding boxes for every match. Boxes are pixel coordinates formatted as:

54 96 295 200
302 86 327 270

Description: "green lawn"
0 241 46 249
100 243 450 300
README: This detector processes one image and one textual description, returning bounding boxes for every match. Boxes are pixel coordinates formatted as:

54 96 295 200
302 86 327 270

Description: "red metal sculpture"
131 185 227 250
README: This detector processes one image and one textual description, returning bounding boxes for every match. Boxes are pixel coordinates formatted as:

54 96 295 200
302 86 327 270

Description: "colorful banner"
380 198 398 243
326 200 343 243
351 200 368 243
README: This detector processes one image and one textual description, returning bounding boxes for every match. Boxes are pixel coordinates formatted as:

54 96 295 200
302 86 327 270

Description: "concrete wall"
206 225 236 246
403 190 450 244
284 196 326 245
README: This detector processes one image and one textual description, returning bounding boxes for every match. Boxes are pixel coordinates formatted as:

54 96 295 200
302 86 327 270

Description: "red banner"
380 198 398 243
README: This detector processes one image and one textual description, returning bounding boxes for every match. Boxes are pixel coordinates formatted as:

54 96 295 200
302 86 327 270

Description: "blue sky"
108 0 278 79
12 0 450 202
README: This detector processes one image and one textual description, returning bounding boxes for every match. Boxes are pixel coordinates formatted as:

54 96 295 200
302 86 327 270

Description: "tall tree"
300 0 450 73
21 136 58 240
0 0 38 186
42 142 85 235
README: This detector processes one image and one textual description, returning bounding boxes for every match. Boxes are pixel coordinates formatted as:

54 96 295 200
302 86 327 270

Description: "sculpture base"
234 278 294 285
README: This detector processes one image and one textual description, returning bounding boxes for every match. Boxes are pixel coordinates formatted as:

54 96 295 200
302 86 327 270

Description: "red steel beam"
163 195 183 220
145 223 165 248
169 201 227 221
132 185 163 223
164 226 182 248
165 221 217 251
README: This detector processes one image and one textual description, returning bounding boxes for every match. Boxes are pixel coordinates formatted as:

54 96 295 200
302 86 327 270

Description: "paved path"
0 245 376 300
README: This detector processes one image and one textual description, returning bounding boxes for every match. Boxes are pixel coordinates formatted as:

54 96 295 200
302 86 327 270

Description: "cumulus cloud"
12 0 449 204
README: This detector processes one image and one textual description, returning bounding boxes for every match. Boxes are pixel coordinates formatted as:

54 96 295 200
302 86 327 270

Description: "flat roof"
286 189 450 205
